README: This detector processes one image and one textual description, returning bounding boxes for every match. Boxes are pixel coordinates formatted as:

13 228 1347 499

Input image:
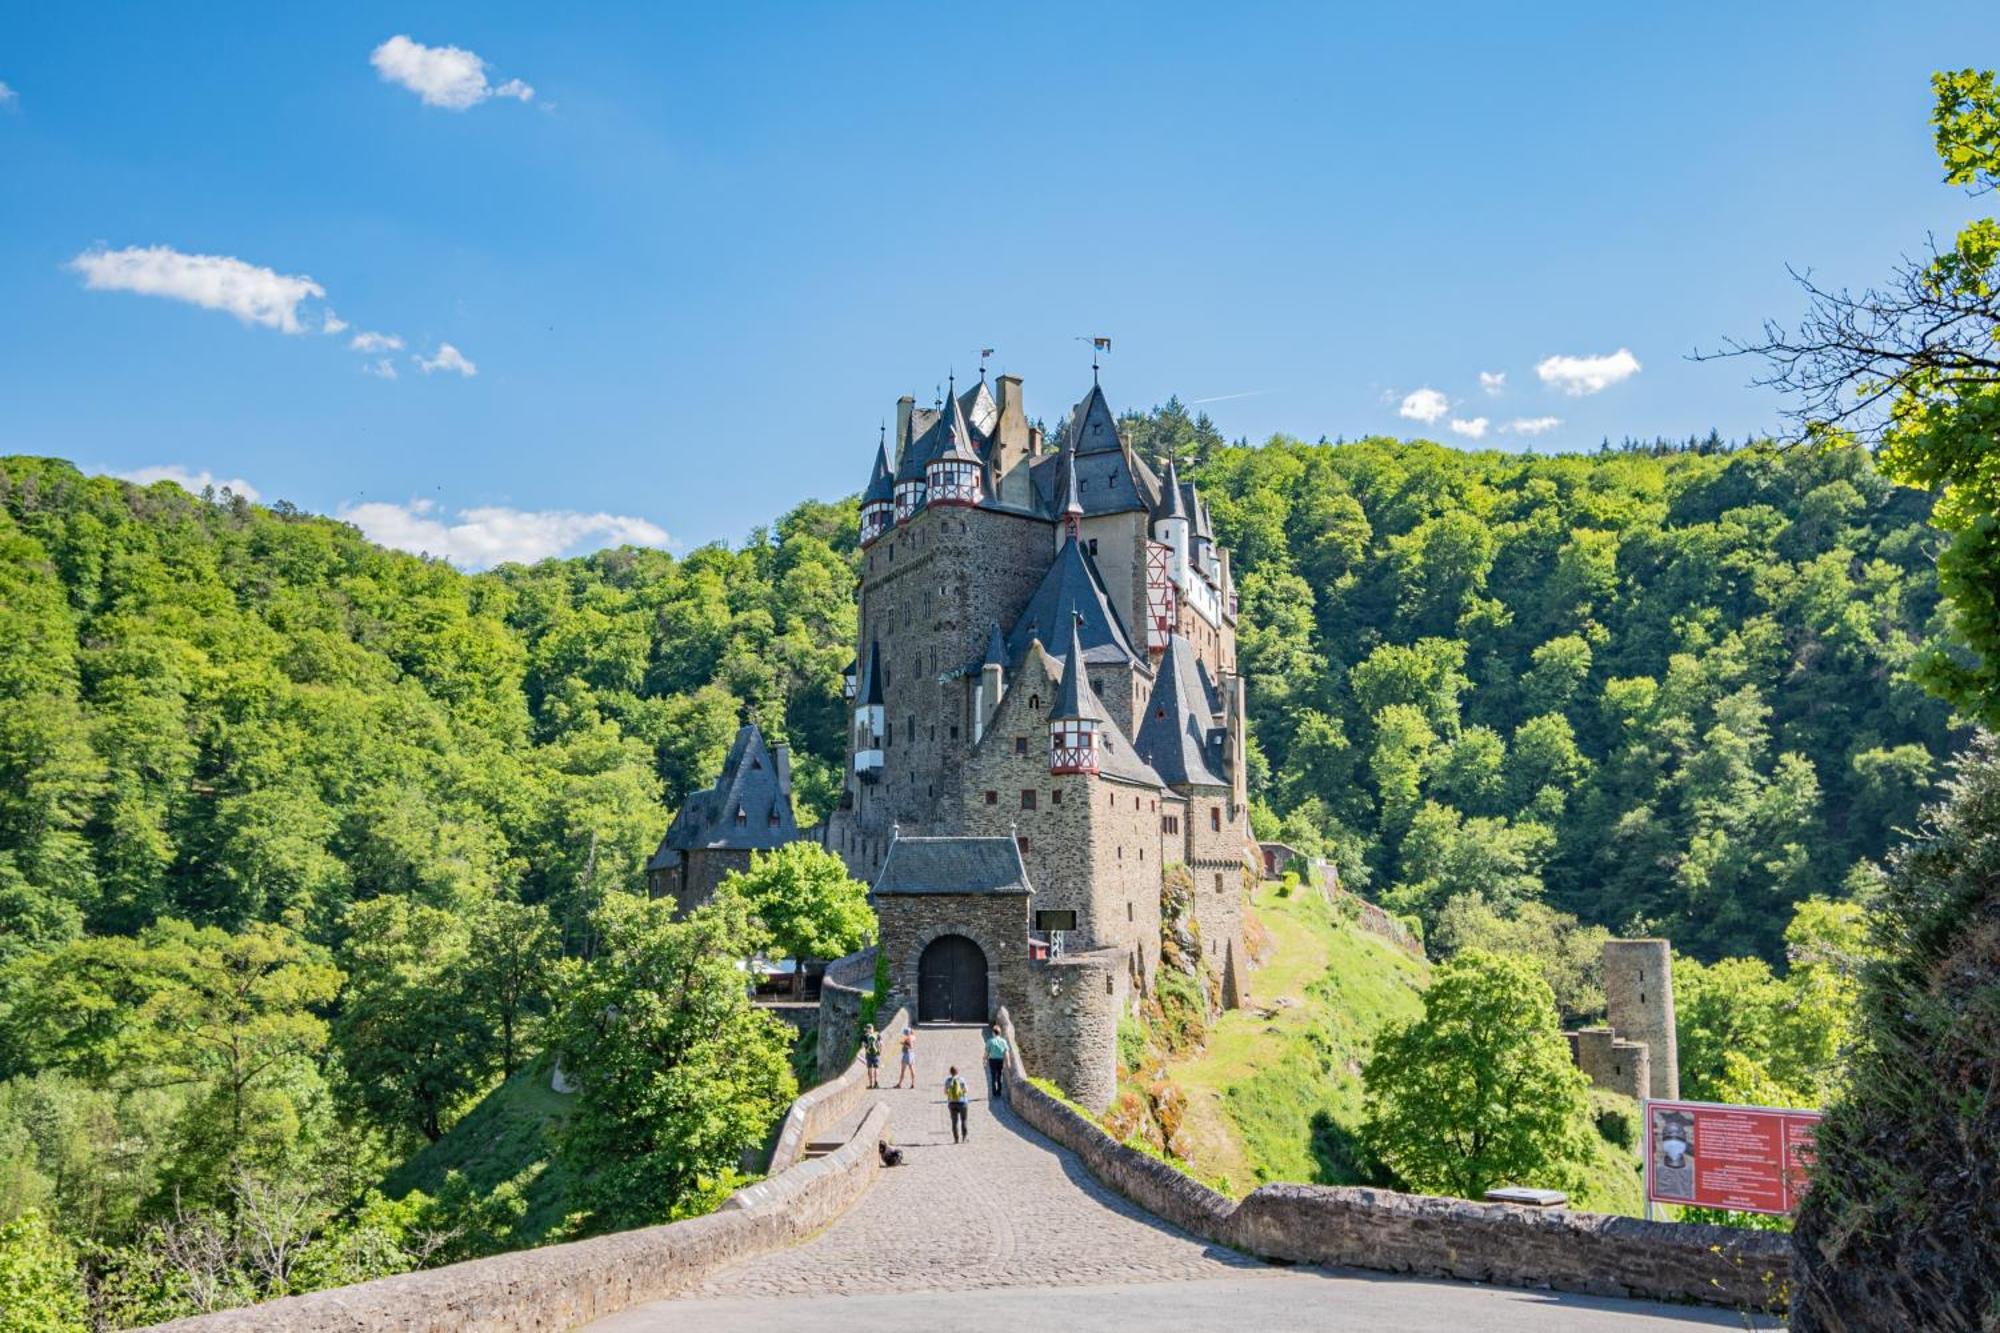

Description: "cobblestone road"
685 1024 1262 1297
587 1025 1738 1330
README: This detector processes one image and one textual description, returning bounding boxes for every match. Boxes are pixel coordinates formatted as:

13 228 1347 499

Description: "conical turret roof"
1153 455 1189 521
1050 619 1103 723
982 620 1007 668
936 387 980 464
860 640 885 707
1135 634 1227 787
863 437 895 505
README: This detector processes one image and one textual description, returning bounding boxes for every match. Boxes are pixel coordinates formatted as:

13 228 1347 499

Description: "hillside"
1129 879 1643 1214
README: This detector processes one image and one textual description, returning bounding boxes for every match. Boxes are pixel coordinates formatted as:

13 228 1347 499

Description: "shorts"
865 1053 879 1068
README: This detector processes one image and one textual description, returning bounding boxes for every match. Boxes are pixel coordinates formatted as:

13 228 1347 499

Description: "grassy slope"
1164 882 1428 1194
1163 882 1645 1215
380 1057 580 1248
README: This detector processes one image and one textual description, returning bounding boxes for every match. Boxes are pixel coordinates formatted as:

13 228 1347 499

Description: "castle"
817 370 1257 1108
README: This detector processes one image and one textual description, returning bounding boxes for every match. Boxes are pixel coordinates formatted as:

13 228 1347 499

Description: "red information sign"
1644 1098 1822 1216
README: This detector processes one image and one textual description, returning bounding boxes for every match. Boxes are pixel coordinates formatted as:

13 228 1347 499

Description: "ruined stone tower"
1602 939 1679 1101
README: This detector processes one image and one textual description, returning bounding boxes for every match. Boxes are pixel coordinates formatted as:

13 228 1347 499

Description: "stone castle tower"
821 370 1255 1104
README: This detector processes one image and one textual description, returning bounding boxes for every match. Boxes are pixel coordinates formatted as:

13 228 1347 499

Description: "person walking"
895 1026 917 1089
945 1065 970 1143
860 1023 882 1089
984 1023 1010 1098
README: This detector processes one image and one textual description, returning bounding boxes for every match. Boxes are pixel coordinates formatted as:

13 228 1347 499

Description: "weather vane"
1075 335 1113 383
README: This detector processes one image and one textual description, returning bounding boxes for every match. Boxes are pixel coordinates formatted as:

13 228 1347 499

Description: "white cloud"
322 310 349 334
0 81 18 108
1479 371 1506 395
116 464 260 502
362 358 398 380
416 343 477 377
1448 417 1489 439
370 35 534 110
1398 387 1450 424
1503 416 1563 436
69 245 325 333
349 330 403 352
1536 347 1641 397
339 499 668 569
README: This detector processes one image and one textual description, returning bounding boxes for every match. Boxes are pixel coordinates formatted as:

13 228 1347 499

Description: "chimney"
772 743 793 796
994 374 1030 505
895 395 915 468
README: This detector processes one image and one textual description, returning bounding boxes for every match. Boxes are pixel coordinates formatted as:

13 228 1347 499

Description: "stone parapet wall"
144 1103 894 1333
815 946 877 1080
1229 1184 1788 1312
993 1008 1789 1314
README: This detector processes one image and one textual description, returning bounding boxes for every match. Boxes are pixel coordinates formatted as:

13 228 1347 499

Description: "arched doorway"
918 934 988 1023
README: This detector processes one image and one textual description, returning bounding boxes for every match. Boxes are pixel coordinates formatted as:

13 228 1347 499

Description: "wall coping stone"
769 1001 907 1174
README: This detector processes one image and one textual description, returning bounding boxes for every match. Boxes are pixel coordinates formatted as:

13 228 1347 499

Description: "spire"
939 387 979 463
983 620 1007 668
1060 433 1084 536
863 437 894 504
1050 618 1101 723
1153 453 1189 521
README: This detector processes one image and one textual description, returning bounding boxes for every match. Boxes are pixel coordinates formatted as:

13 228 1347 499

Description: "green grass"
1164 881 1428 1193
380 1056 581 1248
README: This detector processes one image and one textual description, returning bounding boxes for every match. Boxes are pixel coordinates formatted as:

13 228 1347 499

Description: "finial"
891 820 901 840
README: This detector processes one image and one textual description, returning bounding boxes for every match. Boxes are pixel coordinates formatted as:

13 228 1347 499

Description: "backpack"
946 1075 967 1103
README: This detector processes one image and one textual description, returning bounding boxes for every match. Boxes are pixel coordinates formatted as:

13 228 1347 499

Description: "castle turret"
893 406 929 522
853 641 885 782
1049 621 1101 775
926 386 984 506
1058 435 1084 549
1153 454 1191 581
860 432 895 545
1603 939 1679 1100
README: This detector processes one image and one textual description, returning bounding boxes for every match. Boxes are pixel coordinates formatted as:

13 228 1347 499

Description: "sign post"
1644 1097 1822 1217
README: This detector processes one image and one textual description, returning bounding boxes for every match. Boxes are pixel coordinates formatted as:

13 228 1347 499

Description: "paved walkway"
587 1024 1746 1329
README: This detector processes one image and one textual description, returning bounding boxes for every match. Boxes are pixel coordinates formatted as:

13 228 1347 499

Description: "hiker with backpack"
861 1023 882 1089
944 1065 970 1143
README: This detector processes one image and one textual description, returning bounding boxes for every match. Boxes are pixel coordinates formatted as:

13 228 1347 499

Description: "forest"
0 429 1967 1323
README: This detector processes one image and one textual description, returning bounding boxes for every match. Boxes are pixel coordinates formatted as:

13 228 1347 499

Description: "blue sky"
3 3 1996 565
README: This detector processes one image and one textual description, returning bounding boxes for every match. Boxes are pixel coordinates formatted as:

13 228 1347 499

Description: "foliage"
1362 950 1595 1200
550 891 795 1232
0 1209 87 1333
1164 427 1959 963
717 841 875 963
1432 893 1609 1023
1789 736 2000 1328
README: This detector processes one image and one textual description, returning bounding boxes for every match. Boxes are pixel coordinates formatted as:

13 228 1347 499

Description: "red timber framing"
1145 539 1175 652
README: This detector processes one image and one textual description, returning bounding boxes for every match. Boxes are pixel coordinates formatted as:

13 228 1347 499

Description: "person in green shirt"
945 1065 970 1143
984 1024 1010 1098
860 1023 881 1089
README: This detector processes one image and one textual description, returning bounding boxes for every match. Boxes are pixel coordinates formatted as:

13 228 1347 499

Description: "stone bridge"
150 1021 1786 1332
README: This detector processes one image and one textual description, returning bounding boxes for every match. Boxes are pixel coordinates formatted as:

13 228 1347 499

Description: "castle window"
1127 901 1134 922
735 808 747 827
1215 873 1224 894
1051 789 1063 805
769 812 781 827
1014 736 1028 755
1211 807 1222 832
950 725 959 740
751 757 762 769
1036 910 1076 932
1088 538 1099 556
1020 789 1037 811
1017 835 1030 853
1028 693 1040 710
985 790 998 805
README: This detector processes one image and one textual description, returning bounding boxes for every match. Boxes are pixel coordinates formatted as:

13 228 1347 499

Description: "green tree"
465 896 560 1077
551 891 795 1231
717 842 876 970
0 1209 87 1333
1362 950 1595 1200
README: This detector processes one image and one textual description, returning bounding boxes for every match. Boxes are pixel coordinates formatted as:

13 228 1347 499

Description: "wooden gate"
918 934 988 1023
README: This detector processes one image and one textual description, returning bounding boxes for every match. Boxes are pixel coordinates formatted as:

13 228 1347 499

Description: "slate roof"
1068 382 1123 455
645 722 798 869
982 621 1007 668
938 390 980 463
1003 534 1141 668
1051 621 1101 722
1135 634 1228 788
860 640 885 707
962 377 997 442
862 438 894 505
1153 455 1189 521
873 835 1032 896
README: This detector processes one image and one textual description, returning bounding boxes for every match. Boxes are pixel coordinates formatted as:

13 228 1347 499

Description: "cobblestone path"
697 1024 1265 1298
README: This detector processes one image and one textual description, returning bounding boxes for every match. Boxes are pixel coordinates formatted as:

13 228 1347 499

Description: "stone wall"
146 1103 894 1333
1570 1026 1649 1103
993 1007 1791 1314
873 887 1030 1027
1016 948 1125 1112
815 946 877 1081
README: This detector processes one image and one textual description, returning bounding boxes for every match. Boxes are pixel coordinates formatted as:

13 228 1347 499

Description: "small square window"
1051 789 1063 805
1014 736 1028 755
985 790 998 805
1017 835 1030 853
1020 789 1037 811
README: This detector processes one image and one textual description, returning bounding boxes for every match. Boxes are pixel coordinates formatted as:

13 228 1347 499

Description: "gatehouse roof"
873 836 1032 896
